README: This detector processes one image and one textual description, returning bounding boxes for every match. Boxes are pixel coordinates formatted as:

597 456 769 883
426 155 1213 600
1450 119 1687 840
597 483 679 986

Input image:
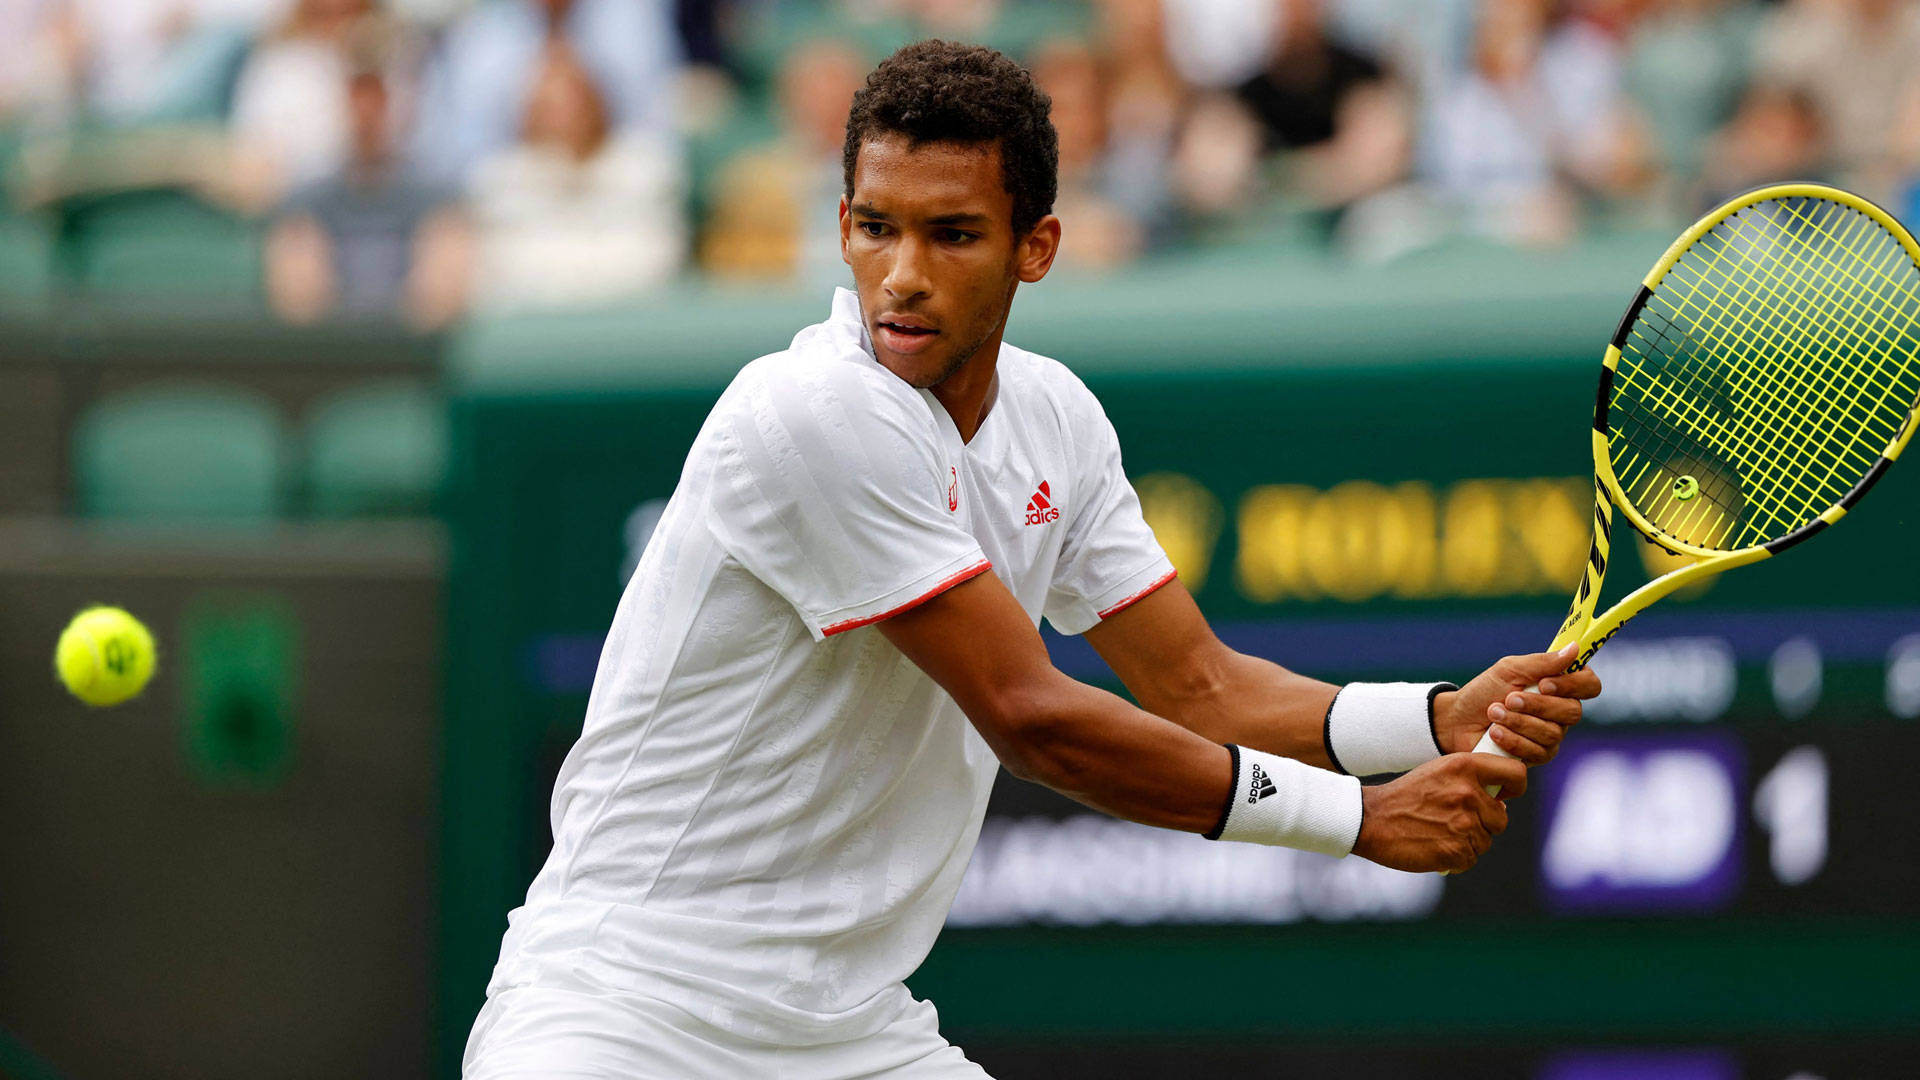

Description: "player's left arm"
1082 579 1602 772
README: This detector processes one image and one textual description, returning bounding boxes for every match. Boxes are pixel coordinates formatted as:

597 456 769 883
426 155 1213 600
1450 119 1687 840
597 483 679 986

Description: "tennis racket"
1474 182 1920 789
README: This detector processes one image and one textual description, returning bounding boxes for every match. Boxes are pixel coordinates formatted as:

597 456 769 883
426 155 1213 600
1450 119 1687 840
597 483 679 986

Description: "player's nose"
882 234 932 300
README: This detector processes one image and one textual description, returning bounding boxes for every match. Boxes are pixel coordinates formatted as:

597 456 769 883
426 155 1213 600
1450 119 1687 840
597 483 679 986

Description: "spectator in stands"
1754 0 1920 203
1538 0 1636 195
24 0 277 125
230 0 396 206
1697 82 1830 209
1030 37 1155 269
1418 0 1577 245
264 39 469 329
1321 0 1475 105
699 38 865 283
1235 0 1384 155
1090 0 1186 218
412 0 682 184
1234 0 1411 214
1620 0 1758 183
468 42 687 311
1159 0 1274 90
1170 91 1266 224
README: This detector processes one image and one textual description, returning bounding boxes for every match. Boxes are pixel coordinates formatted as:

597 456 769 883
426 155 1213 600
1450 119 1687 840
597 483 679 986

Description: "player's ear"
1016 214 1061 284
838 194 853 265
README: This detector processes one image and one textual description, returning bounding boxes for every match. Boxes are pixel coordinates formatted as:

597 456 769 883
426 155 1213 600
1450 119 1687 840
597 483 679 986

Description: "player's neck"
930 346 1001 444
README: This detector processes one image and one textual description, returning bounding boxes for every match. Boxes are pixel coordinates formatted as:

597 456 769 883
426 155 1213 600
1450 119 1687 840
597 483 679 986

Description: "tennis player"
464 39 1601 1079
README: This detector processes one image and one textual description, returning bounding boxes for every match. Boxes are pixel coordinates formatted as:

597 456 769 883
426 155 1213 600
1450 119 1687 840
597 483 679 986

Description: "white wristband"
1203 745 1363 857
1324 681 1455 777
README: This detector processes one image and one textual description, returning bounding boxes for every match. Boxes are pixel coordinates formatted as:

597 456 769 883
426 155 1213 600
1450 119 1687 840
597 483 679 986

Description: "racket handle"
1469 726 1518 797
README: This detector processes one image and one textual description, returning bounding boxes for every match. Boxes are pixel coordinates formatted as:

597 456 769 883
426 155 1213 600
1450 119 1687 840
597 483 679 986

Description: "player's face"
841 134 1058 389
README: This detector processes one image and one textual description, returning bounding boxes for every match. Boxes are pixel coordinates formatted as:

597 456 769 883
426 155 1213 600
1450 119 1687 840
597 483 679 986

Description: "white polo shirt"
483 287 1174 1044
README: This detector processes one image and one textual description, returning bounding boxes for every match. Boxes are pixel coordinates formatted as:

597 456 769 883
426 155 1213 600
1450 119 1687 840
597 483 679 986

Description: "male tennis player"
464 39 1601 1079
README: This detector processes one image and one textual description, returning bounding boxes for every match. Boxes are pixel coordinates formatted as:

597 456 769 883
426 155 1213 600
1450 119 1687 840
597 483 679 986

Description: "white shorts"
462 984 993 1080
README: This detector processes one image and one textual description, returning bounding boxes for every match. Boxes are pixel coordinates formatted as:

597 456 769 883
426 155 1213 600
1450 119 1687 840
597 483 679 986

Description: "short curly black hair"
843 39 1058 237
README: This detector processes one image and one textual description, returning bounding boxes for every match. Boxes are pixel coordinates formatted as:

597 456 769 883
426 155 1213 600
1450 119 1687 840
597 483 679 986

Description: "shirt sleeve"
1043 380 1176 636
703 357 992 641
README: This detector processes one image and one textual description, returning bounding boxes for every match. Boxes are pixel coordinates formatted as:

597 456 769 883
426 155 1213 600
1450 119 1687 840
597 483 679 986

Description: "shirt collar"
829 286 876 359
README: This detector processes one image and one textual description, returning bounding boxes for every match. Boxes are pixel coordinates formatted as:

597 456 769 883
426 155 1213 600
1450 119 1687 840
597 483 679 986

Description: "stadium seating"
302 381 447 518
0 212 54 310
73 382 285 519
56 189 261 304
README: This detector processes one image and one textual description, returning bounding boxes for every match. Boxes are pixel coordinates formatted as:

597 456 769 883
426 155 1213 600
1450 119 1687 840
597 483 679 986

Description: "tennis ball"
55 606 157 707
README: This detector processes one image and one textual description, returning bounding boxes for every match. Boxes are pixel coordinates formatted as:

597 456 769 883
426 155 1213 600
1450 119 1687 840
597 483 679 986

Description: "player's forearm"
1137 646 1341 770
984 676 1236 835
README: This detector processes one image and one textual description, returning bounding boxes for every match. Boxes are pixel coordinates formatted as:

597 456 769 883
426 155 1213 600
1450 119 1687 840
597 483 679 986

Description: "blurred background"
3 0 1919 1077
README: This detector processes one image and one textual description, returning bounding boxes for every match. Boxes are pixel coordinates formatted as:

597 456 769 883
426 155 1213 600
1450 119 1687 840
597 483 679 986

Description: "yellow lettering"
1385 481 1438 599
1233 475 1592 605
1235 484 1317 602
1440 481 1512 595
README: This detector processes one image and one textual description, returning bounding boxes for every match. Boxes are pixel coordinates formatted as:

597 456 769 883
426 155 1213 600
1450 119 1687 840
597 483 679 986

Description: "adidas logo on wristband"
1247 763 1277 804
1211 745 1364 856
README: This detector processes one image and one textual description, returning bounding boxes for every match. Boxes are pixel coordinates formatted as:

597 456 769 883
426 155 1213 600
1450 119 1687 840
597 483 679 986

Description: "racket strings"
1625 241 1901 550
1609 195 1920 551
1651 203 1885 537
1722 201 1920 511
1716 203 1917 459
1662 202 1896 532
1767 201 1920 461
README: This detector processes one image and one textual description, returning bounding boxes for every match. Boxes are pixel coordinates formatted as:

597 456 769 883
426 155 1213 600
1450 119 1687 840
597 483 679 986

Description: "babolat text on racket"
1473 181 1920 776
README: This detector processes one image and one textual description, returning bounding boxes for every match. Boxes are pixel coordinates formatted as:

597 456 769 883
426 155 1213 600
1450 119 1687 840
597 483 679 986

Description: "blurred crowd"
4 0 1920 327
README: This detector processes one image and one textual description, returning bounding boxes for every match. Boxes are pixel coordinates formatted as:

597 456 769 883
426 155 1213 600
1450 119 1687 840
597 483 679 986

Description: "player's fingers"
1485 723 1553 766
1537 668 1603 700
1489 707 1571 757
1468 752 1528 798
1497 692 1581 727
1476 791 1510 835
1500 643 1579 683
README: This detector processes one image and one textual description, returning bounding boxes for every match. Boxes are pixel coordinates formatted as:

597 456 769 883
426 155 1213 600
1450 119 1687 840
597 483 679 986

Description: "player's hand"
1351 754 1526 874
1432 644 1602 766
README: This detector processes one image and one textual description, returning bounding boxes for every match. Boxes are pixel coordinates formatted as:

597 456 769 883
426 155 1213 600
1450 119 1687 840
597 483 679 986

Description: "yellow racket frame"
1550 183 1920 671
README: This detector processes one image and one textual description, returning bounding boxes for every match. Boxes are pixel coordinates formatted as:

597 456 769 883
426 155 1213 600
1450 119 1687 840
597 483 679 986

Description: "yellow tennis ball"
55 606 157 707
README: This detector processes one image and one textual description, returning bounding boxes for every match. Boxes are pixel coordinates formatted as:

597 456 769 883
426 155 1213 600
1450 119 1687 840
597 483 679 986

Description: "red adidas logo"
1023 480 1060 526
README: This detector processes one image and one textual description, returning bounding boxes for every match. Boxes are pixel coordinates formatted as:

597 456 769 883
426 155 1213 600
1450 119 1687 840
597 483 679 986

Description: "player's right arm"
879 571 1527 874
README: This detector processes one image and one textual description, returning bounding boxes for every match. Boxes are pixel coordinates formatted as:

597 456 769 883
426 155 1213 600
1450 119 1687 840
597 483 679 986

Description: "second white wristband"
1323 681 1456 777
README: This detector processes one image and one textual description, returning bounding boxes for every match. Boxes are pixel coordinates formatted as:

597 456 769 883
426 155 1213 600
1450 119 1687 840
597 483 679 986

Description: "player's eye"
858 221 887 237
937 229 975 244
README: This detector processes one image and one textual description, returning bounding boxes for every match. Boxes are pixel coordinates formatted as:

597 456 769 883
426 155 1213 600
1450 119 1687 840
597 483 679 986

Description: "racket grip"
1469 727 1518 797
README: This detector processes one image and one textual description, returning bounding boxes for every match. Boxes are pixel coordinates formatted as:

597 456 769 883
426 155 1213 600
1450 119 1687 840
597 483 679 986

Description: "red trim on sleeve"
1096 569 1177 621
819 560 994 636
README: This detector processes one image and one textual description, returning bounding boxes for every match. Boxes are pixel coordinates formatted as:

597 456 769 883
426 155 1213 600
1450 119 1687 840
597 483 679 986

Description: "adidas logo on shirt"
1247 763 1277 804
1023 480 1060 525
